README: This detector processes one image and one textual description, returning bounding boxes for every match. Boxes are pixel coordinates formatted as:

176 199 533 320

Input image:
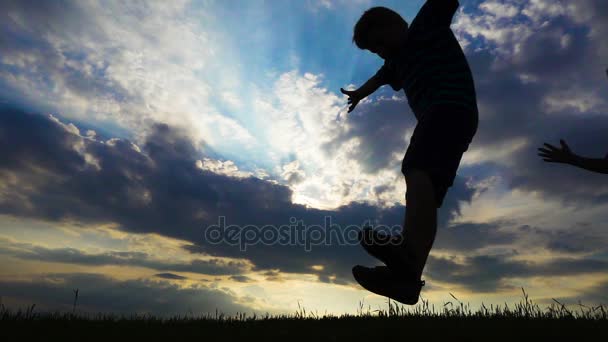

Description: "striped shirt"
374 0 478 119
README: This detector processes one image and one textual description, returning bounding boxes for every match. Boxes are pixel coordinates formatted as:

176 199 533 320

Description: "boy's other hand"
340 88 362 113
538 139 577 165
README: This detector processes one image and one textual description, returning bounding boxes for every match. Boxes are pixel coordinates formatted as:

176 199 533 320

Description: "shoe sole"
352 266 421 305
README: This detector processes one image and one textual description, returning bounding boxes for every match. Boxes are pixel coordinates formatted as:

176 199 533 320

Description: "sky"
0 0 607 316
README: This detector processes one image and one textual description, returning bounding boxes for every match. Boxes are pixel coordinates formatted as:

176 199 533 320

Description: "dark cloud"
229 275 253 283
553 279 608 305
0 107 380 284
0 106 477 286
452 2 608 205
0 0 129 113
0 273 249 315
0 0 93 37
518 224 608 254
569 0 608 59
155 273 187 280
426 253 608 293
508 116 608 205
13 92 599 295
261 270 285 282
0 237 248 276
433 221 517 252
433 219 608 257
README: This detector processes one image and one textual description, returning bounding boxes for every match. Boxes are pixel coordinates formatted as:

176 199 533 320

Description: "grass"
1 289 606 341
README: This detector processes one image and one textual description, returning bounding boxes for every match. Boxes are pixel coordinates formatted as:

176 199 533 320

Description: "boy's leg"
398 106 477 278
402 168 437 280
358 105 477 277
356 170 438 281
351 169 436 305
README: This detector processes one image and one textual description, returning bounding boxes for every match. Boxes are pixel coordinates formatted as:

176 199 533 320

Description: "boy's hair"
353 7 408 50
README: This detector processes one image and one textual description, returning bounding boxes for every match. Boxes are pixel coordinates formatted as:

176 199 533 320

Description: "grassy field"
2 290 607 341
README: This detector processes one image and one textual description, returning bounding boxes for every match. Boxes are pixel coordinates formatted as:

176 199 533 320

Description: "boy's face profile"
366 38 388 59
365 26 407 60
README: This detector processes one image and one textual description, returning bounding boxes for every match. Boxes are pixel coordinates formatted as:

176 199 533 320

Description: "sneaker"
359 227 414 275
352 265 425 305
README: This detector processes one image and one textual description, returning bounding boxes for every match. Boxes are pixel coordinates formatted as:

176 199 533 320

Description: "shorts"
401 104 478 208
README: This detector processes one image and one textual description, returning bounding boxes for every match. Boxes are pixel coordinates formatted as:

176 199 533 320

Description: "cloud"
519 224 608 254
433 217 608 259
427 253 608 293
447 1 608 207
2 0 608 302
155 273 188 280
251 71 470 212
0 0 477 214
0 237 249 276
0 273 249 315
480 1 520 19
0 107 379 284
0 0 257 154
196 158 254 179
555 279 608 305
433 221 517 252
280 160 306 185
229 275 254 283
322 95 414 175
0 106 479 286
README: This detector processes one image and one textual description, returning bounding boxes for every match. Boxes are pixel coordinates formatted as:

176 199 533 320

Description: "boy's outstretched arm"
340 75 384 113
538 139 608 174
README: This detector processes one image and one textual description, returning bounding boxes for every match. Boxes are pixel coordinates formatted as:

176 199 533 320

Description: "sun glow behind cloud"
1 0 415 210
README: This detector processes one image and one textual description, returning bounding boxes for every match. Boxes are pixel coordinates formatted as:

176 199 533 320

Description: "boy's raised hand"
340 88 362 113
538 139 577 165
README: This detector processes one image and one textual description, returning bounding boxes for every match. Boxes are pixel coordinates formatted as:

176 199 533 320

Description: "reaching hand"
538 139 577 165
340 88 362 113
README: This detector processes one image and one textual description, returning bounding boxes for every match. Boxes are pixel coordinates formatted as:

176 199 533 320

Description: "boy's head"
353 6 408 59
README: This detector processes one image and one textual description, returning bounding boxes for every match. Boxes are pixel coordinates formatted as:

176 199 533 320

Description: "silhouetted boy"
538 139 608 174
342 0 478 304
